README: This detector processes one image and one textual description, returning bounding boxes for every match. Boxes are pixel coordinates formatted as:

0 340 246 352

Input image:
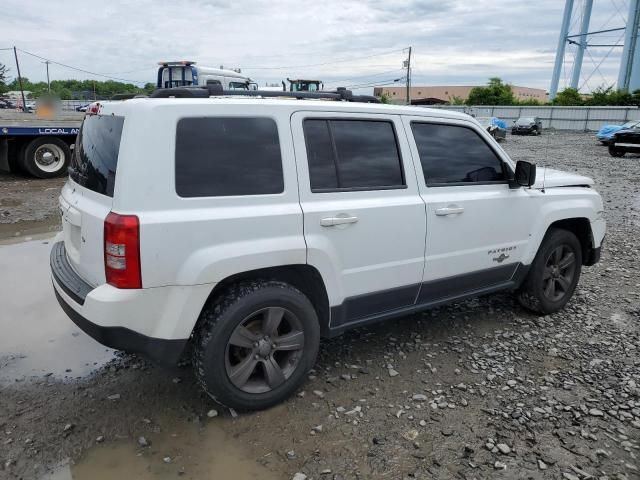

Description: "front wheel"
517 228 582 314
20 137 71 178
193 280 320 410
609 145 626 157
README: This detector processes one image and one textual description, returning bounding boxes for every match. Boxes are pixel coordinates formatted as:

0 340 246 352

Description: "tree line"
461 77 640 106
0 62 154 99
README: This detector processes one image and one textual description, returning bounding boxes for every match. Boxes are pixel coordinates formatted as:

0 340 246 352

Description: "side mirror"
514 161 536 187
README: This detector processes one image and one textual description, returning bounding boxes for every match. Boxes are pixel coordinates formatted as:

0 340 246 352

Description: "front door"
402 116 534 303
291 112 427 328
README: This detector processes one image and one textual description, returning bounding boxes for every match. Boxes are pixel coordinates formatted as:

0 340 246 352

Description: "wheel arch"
194 264 331 338
545 217 594 266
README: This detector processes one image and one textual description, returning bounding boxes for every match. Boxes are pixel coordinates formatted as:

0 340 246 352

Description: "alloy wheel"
224 307 305 394
542 244 576 302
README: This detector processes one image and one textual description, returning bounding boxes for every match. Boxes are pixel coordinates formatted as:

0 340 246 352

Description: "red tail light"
104 212 141 289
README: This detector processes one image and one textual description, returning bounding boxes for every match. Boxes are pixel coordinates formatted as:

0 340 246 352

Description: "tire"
517 228 582 315
193 280 320 410
609 145 626 157
20 137 71 178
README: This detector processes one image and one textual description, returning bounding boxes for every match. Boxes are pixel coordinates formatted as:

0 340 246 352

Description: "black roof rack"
149 85 380 103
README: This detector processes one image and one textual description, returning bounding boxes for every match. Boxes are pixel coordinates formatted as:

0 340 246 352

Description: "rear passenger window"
175 117 283 197
303 119 405 191
411 123 505 185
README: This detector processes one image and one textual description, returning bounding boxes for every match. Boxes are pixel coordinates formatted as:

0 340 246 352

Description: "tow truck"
0 108 83 178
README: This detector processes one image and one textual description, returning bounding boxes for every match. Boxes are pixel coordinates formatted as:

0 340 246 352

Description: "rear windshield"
69 115 124 197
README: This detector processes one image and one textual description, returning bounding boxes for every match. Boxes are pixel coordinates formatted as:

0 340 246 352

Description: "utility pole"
405 46 412 105
44 60 51 93
13 46 27 113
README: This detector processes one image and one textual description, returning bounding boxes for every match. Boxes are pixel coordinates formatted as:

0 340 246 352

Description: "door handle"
320 216 359 227
435 206 464 216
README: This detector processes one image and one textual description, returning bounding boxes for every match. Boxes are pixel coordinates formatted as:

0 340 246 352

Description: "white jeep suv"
51 88 605 410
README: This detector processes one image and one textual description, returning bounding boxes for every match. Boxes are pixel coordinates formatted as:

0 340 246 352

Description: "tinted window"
304 119 338 190
176 117 283 197
70 115 124 197
303 119 404 191
411 123 505 185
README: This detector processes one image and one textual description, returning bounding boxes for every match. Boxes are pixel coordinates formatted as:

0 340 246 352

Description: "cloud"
0 0 625 93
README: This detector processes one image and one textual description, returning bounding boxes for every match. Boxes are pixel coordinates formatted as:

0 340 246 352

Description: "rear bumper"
50 242 212 366
53 289 187 366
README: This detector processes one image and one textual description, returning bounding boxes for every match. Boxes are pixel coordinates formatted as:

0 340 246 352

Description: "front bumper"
50 242 191 366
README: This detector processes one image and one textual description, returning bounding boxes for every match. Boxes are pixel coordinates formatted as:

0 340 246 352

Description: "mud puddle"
46 420 281 480
0 233 113 384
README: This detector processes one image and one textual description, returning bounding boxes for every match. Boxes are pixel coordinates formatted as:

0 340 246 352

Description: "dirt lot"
1 132 639 480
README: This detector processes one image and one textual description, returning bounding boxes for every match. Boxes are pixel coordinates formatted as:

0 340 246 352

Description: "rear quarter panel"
111 101 305 288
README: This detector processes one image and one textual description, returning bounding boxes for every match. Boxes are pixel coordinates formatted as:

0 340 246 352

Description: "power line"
323 69 405 86
344 78 403 89
16 48 146 84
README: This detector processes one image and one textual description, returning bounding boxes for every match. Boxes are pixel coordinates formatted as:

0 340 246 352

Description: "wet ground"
1 132 639 480
0 234 113 384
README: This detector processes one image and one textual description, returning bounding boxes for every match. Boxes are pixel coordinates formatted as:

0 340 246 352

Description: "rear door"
291 112 426 328
62 113 125 286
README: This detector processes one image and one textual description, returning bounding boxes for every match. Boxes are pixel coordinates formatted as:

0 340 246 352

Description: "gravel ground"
0 132 639 480
0 173 64 239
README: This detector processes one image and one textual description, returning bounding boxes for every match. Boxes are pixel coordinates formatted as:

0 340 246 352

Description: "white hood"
533 167 594 189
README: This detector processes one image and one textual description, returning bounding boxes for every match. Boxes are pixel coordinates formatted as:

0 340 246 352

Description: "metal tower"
550 0 634 99
618 0 640 90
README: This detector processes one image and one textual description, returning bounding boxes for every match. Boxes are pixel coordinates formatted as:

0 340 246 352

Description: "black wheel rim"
224 307 305 394
542 244 576 302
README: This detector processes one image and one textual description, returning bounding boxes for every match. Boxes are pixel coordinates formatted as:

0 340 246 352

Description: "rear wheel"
193 280 320 410
517 228 582 314
20 137 71 178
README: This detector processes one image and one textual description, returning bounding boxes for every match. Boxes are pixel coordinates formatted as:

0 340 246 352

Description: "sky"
0 0 629 94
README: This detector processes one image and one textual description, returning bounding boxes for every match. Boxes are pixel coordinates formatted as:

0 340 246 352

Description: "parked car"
0 99 11 109
608 129 640 157
75 103 90 112
512 116 542 135
51 88 605 410
476 116 507 141
596 120 640 145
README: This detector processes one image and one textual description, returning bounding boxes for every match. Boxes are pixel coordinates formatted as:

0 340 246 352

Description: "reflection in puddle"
66 420 279 480
0 233 114 384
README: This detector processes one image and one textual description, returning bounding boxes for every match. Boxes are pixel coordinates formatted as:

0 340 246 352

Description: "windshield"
516 117 535 125
228 81 249 90
160 66 194 88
